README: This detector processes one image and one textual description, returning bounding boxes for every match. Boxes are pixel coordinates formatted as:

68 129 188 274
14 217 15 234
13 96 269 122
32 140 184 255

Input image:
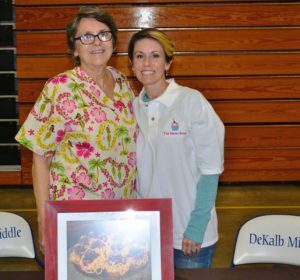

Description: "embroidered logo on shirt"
163 119 187 136
171 119 179 131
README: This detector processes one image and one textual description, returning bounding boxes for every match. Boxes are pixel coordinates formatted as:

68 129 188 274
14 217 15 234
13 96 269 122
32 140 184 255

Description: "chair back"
0 212 35 258
232 214 300 266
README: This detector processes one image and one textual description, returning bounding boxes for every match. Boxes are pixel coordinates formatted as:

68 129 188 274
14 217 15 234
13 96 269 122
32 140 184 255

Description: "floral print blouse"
15 66 137 200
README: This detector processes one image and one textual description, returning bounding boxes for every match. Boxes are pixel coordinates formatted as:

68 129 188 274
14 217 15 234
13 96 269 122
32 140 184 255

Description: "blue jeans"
174 243 216 269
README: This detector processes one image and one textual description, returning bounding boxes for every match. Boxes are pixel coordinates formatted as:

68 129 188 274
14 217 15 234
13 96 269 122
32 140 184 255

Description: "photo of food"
66 216 152 279
48 200 172 280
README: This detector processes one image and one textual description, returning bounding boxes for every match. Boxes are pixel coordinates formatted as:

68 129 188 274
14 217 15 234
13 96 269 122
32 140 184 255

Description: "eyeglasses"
74 31 112 45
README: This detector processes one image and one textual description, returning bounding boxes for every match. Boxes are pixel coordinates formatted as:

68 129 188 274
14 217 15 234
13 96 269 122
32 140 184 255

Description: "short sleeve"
15 80 64 156
189 92 225 174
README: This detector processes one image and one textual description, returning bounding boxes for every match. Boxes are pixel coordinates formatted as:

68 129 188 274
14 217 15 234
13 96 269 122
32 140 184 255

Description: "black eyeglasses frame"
74 31 113 45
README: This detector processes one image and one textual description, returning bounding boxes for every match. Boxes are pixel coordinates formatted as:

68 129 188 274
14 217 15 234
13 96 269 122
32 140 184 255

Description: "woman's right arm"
32 152 51 253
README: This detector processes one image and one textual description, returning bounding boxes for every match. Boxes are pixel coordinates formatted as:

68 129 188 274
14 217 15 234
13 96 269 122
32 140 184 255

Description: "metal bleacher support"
0 0 21 175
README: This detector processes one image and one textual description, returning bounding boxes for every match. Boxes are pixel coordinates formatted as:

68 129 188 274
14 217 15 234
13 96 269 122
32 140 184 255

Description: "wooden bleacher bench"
1 0 299 268
11 0 300 184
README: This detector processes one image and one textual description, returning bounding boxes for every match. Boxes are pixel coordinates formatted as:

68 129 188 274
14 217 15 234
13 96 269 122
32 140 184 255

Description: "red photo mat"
45 198 173 280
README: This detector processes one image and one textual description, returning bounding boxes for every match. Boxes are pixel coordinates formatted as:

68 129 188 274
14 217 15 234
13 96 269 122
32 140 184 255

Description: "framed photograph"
45 199 173 280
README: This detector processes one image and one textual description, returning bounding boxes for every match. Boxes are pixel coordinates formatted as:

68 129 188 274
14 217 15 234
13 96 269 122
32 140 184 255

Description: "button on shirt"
133 79 224 249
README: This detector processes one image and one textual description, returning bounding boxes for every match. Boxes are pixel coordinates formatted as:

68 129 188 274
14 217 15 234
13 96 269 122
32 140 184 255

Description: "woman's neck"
145 80 168 100
80 64 107 83
95 70 110 88
80 64 115 99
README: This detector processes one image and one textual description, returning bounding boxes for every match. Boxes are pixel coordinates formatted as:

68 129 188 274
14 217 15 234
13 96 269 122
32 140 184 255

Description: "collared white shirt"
133 79 224 249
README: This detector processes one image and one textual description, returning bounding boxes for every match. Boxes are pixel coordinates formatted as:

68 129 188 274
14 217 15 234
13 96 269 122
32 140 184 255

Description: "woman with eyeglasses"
128 28 224 268
15 7 137 252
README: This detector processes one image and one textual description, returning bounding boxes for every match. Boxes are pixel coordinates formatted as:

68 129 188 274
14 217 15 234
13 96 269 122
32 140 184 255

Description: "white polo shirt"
133 79 224 249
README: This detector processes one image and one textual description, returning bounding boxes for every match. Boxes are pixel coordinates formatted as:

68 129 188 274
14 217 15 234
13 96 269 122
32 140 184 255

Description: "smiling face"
132 38 171 91
73 17 114 73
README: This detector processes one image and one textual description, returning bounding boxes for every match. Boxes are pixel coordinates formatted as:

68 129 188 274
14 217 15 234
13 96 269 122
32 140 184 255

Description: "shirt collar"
139 79 180 107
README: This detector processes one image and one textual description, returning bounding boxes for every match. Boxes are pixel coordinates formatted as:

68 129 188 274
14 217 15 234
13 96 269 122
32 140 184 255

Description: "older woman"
15 7 137 251
128 28 224 268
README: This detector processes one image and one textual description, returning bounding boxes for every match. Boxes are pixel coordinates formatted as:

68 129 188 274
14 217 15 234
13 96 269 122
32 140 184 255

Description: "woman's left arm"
182 92 224 255
182 174 219 256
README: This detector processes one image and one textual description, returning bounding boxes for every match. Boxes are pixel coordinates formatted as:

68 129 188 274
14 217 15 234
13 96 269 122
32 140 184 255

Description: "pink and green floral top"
15 66 137 200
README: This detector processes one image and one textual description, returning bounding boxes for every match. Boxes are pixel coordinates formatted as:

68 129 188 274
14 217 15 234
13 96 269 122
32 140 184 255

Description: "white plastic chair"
0 212 44 267
231 214 300 267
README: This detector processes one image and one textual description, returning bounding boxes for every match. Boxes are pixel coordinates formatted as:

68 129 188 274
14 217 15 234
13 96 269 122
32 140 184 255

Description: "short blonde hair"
128 28 175 63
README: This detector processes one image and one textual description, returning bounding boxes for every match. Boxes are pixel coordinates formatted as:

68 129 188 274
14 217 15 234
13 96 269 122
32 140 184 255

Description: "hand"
182 237 201 256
